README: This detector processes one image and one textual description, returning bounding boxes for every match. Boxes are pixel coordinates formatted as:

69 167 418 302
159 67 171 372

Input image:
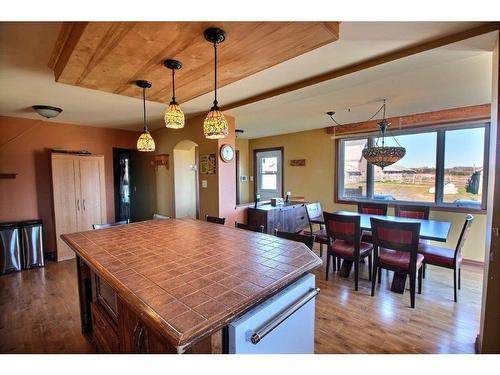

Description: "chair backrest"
274 229 315 250
235 222 264 233
455 214 474 258
394 205 429 220
357 202 388 216
370 217 420 258
92 219 129 230
305 202 322 232
153 213 171 220
323 211 360 244
205 214 225 225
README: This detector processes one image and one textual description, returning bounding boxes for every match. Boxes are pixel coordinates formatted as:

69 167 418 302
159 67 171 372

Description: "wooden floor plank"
0 248 483 354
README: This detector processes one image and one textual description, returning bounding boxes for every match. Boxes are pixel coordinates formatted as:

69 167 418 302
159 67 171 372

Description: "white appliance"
228 273 318 354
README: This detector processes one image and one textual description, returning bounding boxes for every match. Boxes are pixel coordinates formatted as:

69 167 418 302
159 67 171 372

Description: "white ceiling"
0 21 495 138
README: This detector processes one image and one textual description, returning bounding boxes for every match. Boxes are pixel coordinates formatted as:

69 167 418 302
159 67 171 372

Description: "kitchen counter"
61 219 322 353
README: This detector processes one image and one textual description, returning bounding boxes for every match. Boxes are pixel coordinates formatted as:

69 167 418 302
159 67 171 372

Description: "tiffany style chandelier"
136 80 155 152
327 100 405 169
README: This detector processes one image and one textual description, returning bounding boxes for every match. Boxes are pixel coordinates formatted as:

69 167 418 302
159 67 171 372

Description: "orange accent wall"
0 116 140 258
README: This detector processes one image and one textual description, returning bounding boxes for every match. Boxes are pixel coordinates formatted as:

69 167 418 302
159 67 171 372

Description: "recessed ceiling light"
32 105 63 118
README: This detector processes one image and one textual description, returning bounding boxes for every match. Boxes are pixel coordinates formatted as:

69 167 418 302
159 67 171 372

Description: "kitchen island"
61 219 322 354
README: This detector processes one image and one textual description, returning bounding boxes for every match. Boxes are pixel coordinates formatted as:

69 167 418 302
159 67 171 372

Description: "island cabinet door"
118 300 176 353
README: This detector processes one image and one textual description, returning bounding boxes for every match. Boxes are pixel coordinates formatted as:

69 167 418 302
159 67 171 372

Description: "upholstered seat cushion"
418 243 461 268
331 240 372 259
304 229 328 244
379 248 424 270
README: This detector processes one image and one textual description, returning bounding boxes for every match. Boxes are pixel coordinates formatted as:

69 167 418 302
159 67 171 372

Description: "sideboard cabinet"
247 202 309 235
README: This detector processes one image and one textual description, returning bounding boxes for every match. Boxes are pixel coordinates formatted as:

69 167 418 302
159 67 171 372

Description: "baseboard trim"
463 258 484 267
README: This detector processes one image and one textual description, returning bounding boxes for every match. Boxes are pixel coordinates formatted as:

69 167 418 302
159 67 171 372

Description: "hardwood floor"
0 252 483 354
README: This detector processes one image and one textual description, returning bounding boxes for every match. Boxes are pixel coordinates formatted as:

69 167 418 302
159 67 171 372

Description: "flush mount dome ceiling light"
163 59 185 129
327 99 406 169
136 80 156 153
203 27 229 140
32 105 63 118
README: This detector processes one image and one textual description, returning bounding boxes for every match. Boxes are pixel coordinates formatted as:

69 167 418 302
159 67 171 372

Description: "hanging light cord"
142 86 148 132
328 100 386 128
213 40 218 108
171 68 176 103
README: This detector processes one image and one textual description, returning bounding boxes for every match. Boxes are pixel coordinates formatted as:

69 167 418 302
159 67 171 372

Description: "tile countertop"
61 219 322 353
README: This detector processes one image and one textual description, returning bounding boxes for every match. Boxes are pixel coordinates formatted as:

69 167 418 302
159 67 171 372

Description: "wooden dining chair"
205 214 225 225
418 214 474 302
304 202 328 257
357 202 388 244
370 217 423 308
92 219 129 230
235 222 264 233
323 212 373 291
274 229 315 250
394 205 429 219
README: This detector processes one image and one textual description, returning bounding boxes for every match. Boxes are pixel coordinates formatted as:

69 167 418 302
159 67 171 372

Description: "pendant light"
203 27 228 139
361 100 405 169
163 59 185 129
136 80 155 152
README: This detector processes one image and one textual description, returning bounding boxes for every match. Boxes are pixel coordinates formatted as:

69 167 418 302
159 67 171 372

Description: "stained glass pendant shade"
163 59 185 129
362 118 406 169
136 80 155 152
203 28 229 139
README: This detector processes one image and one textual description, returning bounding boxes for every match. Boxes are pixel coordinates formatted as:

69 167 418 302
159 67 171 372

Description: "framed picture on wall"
200 154 216 174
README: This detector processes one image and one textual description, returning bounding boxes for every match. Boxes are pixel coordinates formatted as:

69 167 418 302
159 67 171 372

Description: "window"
338 123 488 210
255 148 283 200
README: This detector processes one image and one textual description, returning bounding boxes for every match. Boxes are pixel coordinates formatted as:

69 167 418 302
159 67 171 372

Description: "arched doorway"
173 140 199 219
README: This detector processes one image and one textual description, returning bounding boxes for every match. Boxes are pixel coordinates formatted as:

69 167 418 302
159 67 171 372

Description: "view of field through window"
341 126 485 206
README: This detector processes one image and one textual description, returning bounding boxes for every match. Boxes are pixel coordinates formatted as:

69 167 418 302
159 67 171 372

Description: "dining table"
310 210 452 294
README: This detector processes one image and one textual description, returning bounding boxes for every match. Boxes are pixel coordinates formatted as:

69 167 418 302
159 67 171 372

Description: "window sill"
334 198 487 215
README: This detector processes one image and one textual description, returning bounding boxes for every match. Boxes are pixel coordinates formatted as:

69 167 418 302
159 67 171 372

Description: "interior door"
78 157 104 231
129 150 156 222
51 154 79 261
255 149 283 201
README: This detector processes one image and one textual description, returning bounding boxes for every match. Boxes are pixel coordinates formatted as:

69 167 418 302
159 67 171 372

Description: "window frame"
253 147 284 201
335 121 490 213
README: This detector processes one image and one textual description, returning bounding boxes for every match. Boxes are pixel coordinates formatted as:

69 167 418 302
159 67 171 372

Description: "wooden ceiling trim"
50 22 88 81
325 104 491 135
222 22 500 112
50 22 341 104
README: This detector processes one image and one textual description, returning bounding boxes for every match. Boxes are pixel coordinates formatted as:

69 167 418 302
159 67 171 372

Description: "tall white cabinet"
51 153 107 261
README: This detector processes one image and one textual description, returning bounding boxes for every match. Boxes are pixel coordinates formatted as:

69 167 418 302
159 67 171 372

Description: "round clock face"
220 144 234 162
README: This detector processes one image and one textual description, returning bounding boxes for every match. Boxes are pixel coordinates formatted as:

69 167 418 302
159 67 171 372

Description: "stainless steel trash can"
0 222 22 274
20 220 44 269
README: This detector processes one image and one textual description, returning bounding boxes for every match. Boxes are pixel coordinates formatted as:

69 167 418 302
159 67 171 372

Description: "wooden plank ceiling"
49 22 340 104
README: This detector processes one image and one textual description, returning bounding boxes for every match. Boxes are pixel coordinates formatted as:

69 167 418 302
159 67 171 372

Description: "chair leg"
422 263 426 279
378 267 382 284
332 254 336 272
409 271 416 308
368 254 372 282
325 253 330 281
354 259 359 291
371 262 377 297
453 267 458 302
458 267 461 290
319 243 323 258
418 267 423 294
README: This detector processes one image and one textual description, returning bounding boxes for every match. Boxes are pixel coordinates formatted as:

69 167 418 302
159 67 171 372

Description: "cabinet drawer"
91 302 120 353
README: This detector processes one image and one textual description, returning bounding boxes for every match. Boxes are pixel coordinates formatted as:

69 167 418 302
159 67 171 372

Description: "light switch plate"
202 180 208 188
250 176 254 181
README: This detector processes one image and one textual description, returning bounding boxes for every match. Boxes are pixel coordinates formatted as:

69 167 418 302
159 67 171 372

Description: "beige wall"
153 113 246 226
248 127 488 262
236 138 250 204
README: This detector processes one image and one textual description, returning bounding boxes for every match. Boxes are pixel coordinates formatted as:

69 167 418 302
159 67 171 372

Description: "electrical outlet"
202 180 208 188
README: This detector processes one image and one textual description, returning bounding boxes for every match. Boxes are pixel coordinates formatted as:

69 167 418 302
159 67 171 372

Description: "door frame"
236 150 240 205
253 147 284 202
112 148 132 222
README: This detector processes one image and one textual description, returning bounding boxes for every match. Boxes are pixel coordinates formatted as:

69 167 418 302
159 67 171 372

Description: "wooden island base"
76 256 224 354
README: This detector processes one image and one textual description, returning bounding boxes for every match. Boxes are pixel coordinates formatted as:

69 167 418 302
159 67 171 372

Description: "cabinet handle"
83 199 86 211
76 199 80 211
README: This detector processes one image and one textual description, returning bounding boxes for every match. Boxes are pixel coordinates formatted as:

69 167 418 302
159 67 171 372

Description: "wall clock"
220 144 235 162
